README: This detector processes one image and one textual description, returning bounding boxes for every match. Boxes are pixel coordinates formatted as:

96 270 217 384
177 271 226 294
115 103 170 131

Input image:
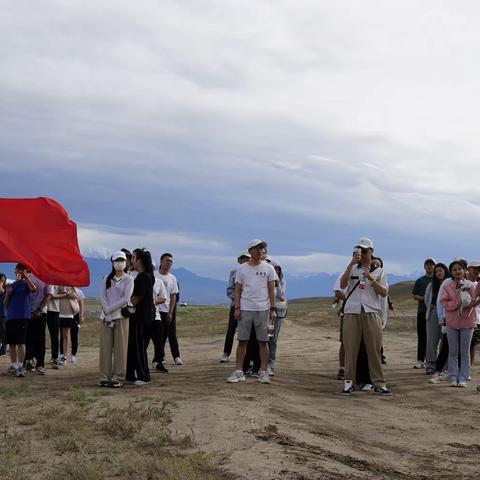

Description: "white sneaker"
458 381 467 388
428 373 440 384
361 383 373 391
227 370 245 383
70 356 77 365
439 372 449 381
174 357 183 365
220 354 230 363
133 380 147 386
258 370 271 384
266 366 274 376
450 380 458 387
413 361 424 369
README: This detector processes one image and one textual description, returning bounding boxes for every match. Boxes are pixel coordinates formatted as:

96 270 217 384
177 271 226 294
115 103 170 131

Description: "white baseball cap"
247 239 268 250
111 251 127 261
237 250 251 260
468 261 480 268
355 238 374 249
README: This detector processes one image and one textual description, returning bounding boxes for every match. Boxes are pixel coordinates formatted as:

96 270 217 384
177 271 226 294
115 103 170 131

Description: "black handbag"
120 305 136 318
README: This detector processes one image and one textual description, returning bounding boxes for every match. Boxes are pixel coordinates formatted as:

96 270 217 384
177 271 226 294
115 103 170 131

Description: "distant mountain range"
0 258 417 304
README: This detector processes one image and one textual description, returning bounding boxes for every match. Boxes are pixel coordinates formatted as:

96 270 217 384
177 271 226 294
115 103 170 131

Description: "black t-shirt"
132 271 154 324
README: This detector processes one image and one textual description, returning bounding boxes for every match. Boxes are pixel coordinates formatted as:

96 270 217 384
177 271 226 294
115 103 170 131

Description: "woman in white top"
58 286 79 364
98 251 134 387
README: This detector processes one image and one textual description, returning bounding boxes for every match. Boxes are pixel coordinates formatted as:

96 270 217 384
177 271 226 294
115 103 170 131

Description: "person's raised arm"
24 274 36 293
340 255 358 290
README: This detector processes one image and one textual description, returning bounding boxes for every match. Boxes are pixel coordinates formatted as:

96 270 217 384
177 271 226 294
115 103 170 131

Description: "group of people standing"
98 248 182 387
413 257 480 387
333 239 480 396
0 266 85 377
6 236 477 395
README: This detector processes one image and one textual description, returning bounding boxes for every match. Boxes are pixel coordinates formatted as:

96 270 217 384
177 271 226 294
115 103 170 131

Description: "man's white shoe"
152 361 159 368
258 371 271 384
227 370 246 383
413 361 424 369
458 380 467 387
133 380 147 386
174 357 183 365
428 373 440 384
266 366 274 376
220 354 230 363
70 356 77 365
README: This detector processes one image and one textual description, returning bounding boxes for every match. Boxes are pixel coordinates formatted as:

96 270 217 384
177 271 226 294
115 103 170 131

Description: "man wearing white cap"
220 251 251 363
227 239 276 384
339 238 391 395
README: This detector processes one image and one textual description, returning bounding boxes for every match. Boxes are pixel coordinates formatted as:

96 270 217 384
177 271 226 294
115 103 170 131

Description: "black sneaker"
341 382 354 395
110 379 124 388
156 364 169 373
336 368 345 380
373 386 392 396
25 361 34 372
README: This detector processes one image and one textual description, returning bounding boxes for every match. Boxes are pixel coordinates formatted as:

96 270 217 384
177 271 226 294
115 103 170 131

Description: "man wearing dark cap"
412 258 436 369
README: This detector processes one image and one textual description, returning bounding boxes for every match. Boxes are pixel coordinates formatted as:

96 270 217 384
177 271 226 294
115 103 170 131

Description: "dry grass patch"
97 399 172 440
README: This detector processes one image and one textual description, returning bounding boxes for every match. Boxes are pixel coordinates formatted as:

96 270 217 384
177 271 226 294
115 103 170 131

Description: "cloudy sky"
1 1 479 279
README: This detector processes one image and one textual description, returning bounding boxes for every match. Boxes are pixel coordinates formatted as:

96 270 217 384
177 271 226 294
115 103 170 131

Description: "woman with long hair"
424 263 449 375
99 251 134 387
58 286 79 365
440 260 477 387
125 248 155 385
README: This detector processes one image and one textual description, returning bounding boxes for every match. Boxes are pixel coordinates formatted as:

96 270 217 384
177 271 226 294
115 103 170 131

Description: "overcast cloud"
1 1 480 280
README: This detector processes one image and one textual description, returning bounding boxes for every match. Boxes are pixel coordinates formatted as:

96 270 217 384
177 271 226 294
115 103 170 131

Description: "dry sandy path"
2 317 480 480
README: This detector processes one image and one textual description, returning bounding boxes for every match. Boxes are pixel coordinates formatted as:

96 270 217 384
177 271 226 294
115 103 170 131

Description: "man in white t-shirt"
227 239 276 385
157 253 182 366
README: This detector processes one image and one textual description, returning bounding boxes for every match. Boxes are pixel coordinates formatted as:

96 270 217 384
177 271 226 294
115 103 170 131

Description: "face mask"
113 261 126 271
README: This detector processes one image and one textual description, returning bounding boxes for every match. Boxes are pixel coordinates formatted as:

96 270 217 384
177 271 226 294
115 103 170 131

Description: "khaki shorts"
238 310 269 342
339 316 344 342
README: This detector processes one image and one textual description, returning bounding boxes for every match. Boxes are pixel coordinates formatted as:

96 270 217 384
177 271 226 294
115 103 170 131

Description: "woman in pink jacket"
440 260 477 387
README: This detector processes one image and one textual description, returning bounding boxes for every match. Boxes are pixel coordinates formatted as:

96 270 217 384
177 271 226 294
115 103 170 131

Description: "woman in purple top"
3 264 36 377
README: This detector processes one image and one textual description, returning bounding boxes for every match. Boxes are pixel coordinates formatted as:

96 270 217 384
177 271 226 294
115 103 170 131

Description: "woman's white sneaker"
227 370 246 383
258 371 271 384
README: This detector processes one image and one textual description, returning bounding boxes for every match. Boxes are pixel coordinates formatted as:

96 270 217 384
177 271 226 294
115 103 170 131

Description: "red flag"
0 197 90 286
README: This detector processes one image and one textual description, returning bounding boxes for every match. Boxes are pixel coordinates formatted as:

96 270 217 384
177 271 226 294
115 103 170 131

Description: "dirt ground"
2 311 480 480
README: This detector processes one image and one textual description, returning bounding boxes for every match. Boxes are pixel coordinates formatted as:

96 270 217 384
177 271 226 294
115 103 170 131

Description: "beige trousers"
343 312 385 386
99 318 129 381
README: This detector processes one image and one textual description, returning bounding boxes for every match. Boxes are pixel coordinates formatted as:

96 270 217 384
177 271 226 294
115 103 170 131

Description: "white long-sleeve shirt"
100 274 134 320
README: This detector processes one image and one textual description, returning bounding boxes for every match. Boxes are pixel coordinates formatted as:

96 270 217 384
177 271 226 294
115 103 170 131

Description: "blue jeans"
268 317 283 368
446 327 473 382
